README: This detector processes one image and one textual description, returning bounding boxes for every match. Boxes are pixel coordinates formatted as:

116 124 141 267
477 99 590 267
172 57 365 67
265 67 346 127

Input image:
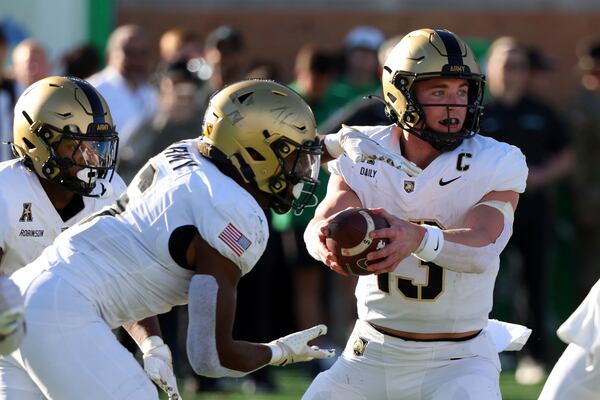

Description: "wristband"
322 133 343 159
141 335 164 353
412 225 444 262
266 342 283 364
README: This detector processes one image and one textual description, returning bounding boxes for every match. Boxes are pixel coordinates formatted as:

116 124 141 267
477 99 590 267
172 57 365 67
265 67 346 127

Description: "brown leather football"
325 208 390 276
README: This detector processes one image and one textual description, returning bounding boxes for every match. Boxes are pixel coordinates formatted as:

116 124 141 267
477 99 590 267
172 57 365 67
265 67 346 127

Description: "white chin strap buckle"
292 182 303 199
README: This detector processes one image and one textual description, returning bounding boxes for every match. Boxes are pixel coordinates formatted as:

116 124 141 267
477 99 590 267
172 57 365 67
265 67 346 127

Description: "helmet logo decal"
226 110 244 125
449 65 466 73
271 106 307 133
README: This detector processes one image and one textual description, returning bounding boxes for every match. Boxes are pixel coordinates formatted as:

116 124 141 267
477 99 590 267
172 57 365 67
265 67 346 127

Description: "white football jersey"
21 139 269 328
328 125 528 333
0 159 126 276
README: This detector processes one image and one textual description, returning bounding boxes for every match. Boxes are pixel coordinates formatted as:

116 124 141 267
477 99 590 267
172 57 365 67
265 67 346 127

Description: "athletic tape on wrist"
322 133 343 159
266 342 283 364
141 335 164 353
412 225 444 262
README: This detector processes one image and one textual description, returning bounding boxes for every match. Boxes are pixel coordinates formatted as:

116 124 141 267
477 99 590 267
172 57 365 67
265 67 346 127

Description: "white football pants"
539 343 600 400
0 270 157 400
302 319 501 400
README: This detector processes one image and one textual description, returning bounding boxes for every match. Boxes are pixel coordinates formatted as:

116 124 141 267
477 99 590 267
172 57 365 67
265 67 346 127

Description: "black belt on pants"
369 323 482 342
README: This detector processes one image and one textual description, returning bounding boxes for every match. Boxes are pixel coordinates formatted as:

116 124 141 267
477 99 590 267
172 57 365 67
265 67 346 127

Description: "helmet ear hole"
22 137 36 150
245 147 266 161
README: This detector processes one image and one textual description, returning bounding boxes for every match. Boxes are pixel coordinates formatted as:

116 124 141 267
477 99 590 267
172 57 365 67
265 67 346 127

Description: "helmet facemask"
391 71 485 152
18 121 119 196
268 137 321 214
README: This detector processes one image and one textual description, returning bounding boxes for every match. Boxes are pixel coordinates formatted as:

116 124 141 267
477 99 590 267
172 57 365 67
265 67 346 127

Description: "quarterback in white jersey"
6 80 381 400
303 29 529 400
539 279 600 399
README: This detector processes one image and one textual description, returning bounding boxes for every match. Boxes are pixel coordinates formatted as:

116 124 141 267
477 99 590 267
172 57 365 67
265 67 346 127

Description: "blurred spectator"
88 24 159 150
1 38 50 162
0 27 8 74
567 38 600 302
525 46 557 101
245 59 282 81
481 36 574 385
11 38 50 97
289 45 340 122
197 25 246 113
0 28 15 162
319 34 403 134
61 44 101 79
328 25 384 107
159 28 203 63
118 59 203 182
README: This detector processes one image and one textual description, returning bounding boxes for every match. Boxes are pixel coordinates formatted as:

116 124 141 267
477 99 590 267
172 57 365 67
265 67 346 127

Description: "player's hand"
365 208 425 273
141 336 182 400
312 212 354 277
0 278 24 337
269 324 335 366
324 127 422 177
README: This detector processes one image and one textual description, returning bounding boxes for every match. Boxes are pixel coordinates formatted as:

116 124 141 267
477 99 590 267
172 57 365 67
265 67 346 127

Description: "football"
325 208 390 276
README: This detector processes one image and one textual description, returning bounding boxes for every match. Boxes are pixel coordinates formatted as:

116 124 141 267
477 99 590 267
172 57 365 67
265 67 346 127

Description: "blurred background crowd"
2 0 600 396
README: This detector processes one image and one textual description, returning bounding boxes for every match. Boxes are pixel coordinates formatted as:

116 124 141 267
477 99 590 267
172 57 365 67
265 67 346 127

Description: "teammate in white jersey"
303 29 530 399
0 76 181 399
4 79 400 400
539 278 600 399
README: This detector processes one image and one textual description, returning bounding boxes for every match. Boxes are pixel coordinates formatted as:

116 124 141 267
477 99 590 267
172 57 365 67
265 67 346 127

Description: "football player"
303 29 531 399
4 79 402 399
0 77 179 399
539 279 600 399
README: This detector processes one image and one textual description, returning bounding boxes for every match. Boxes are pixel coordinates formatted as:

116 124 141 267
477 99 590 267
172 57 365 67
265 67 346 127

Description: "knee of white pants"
302 370 368 400
539 343 600 400
0 354 43 400
431 373 501 400
0 388 44 400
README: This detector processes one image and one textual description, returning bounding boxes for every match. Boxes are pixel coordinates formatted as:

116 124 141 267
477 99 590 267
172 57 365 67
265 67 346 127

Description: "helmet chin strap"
90 180 114 198
76 167 98 185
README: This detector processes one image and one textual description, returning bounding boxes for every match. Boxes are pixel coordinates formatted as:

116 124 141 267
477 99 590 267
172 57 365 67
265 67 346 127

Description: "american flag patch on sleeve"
218 223 252 256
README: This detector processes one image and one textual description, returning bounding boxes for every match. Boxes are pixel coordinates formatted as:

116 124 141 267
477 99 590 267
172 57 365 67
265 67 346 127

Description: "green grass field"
161 369 545 399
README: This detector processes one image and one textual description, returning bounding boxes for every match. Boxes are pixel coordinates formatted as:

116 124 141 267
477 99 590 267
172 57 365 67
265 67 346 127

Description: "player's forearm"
217 340 272 372
122 316 162 348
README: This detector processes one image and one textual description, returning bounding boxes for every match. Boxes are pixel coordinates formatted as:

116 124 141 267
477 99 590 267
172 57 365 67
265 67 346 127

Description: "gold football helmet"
199 79 321 214
13 76 118 196
382 29 485 151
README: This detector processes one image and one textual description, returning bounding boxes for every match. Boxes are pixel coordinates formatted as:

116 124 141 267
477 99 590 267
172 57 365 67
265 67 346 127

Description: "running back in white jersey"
0 159 126 276
22 139 269 328
328 125 528 334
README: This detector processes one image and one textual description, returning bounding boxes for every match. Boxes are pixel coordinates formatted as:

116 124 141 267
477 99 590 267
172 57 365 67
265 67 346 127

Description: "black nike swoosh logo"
433 238 439 251
439 176 461 186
